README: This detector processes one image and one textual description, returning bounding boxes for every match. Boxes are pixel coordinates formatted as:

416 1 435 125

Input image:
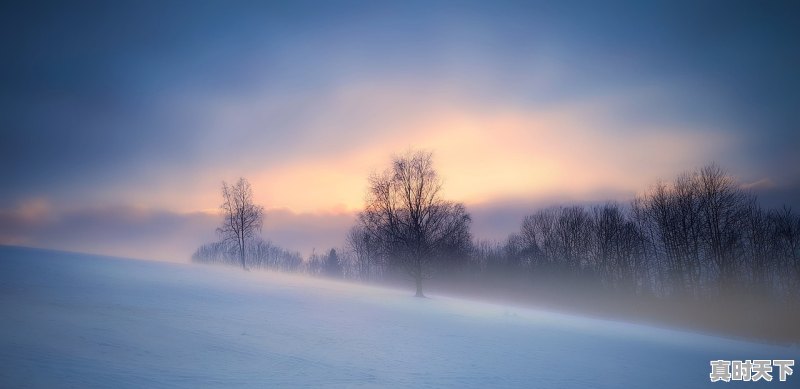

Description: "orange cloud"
241 100 735 212
98 82 739 216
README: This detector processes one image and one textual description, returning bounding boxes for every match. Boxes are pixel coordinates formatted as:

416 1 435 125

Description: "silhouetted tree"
217 177 264 270
347 225 381 282
553 206 593 273
324 248 342 278
192 239 302 272
770 206 800 297
740 200 764 289
358 150 471 297
696 164 749 291
306 249 324 275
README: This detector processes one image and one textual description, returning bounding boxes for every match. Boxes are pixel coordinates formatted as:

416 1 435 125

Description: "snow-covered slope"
0 246 795 388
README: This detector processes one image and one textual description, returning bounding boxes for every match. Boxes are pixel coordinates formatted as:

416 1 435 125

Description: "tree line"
192 239 304 272
193 151 799 302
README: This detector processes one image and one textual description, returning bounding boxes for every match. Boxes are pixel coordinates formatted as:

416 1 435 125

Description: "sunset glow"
1 1 797 260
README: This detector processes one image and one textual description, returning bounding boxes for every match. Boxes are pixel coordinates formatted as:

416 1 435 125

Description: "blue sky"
1 0 798 260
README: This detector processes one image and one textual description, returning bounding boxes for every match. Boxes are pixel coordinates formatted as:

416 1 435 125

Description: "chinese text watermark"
710 360 794 382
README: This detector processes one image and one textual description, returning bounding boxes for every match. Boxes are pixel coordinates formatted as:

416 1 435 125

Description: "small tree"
217 177 264 270
306 249 324 275
324 248 342 278
347 225 381 282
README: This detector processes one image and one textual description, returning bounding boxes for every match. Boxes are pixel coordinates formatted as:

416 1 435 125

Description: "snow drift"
0 246 795 388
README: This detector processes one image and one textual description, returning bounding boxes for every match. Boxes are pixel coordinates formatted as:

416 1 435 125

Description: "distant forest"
193 152 800 305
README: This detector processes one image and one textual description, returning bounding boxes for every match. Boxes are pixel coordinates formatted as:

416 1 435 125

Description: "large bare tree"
358 150 471 297
217 177 264 270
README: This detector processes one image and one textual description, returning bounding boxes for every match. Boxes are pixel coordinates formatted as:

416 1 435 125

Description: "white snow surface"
0 246 796 388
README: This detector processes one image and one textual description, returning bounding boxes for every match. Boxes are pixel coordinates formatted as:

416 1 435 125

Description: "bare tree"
771 206 800 297
347 225 382 282
634 173 706 297
554 206 593 273
358 150 471 297
217 177 264 270
324 248 343 278
696 164 748 291
192 239 302 272
520 208 558 272
590 202 625 287
588 202 649 292
742 199 773 293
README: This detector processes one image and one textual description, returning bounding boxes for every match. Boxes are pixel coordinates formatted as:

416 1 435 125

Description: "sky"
1 0 799 262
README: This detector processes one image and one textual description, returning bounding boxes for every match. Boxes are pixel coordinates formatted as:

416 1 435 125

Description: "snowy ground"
0 246 796 388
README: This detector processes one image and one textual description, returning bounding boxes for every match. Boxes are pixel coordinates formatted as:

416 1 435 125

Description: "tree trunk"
240 239 247 270
415 277 425 298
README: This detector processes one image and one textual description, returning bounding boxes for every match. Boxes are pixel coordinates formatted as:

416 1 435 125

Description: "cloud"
747 179 800 210
0 202 217 262
5 0 798 213
261 208 356 255
741 178 776 191
2 1 798 262
87 78 742 217
4 174 800 263
0 201 357 262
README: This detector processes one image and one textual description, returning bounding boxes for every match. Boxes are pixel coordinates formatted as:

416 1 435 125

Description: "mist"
2 1 799 387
